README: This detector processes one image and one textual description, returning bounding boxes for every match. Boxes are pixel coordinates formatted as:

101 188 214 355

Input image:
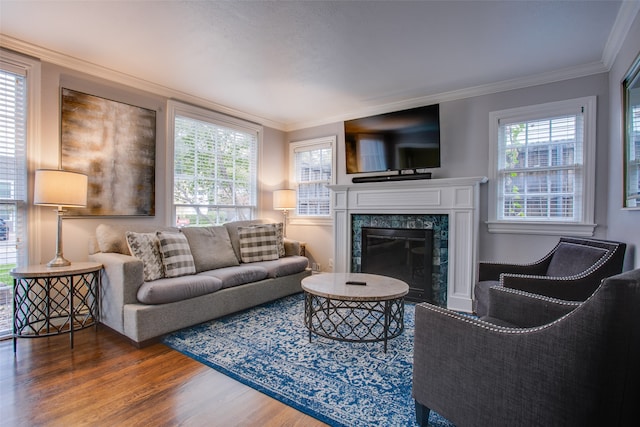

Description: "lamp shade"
34 169 88 207
273 189 296 210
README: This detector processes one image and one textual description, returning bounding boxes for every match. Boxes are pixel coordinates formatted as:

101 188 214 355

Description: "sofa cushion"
96 223 131 255
199 265 269 289
181 226 240 272
238 225 280 263
250 255 309 278
137 274 223 304
95 223 178 255
156 231 196 277
546 242 608 277
125 231 164 281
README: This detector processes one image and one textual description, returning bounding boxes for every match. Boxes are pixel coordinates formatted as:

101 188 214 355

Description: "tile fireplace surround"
329 176 488 312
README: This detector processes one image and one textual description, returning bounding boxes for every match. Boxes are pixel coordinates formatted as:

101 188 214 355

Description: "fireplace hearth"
361 227 434 303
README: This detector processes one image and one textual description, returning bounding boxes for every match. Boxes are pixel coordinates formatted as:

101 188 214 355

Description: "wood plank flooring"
0 327 328 427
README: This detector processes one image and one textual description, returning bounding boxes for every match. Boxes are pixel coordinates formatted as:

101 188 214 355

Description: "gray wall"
33 62 288 264
289 73 614 268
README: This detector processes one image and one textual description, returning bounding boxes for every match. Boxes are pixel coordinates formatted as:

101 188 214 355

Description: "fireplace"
330 176 487 312
361 227 434 303
351 213 448 306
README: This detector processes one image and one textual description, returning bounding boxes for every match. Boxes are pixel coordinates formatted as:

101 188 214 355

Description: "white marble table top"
301 272 409 302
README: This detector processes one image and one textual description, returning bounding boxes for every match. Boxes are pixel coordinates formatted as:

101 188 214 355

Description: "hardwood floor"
0 327 328 427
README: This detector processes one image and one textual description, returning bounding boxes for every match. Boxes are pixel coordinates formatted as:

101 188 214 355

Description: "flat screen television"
344 104 440 174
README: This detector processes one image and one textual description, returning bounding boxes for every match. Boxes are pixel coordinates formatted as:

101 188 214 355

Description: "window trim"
289 135 336 226
487 96 597 236
166 100 263 226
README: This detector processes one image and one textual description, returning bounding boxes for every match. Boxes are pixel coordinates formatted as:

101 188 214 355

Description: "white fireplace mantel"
329 176 488 312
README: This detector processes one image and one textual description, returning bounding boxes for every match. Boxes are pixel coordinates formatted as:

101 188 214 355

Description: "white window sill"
486 221 597 236
290 216 333 227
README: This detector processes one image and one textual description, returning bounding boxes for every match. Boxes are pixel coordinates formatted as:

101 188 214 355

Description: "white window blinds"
172 110 258 226
627 105 640 206
497 112 584 221
0 64 26 291
292 138 334 217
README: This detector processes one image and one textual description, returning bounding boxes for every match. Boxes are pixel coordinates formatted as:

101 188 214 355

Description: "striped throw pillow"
156 231 196 277
238 225 279 263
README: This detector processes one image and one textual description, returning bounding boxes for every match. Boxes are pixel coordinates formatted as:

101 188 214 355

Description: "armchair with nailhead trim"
413 268 640 427
474 237 626 317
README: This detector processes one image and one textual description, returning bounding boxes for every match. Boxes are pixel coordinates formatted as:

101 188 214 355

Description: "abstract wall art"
60 88 156 216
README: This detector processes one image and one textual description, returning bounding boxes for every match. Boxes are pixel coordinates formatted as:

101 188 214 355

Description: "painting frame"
60 87 156 217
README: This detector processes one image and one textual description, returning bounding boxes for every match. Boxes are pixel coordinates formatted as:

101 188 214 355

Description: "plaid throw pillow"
238 225 279 263
156 231 196 278
126 231 164 282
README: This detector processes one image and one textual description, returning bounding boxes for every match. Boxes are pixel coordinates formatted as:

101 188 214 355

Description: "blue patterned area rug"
163 293 454 427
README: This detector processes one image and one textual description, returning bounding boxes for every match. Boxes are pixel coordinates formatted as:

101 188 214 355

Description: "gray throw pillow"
181 226 240 273
126 231 164 282
156 231 196 278
238 225 279 263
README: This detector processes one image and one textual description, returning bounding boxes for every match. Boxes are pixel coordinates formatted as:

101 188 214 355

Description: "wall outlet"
328 258 334 271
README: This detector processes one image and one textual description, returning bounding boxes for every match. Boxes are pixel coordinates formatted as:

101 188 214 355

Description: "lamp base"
47 255 71 268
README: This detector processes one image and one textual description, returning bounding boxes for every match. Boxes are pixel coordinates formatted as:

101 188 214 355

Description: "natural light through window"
488 97 596 235
169 101 260 226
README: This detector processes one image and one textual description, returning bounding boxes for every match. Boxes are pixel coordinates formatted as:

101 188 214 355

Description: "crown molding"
0 35 287 131
602 0 640 69
285 61 609 132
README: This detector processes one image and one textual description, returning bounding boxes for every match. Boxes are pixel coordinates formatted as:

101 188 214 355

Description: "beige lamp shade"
273 189 296 210
34 169 88 207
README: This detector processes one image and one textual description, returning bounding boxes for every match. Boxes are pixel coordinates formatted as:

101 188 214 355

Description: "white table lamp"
273 189 296 237
34 169 88 267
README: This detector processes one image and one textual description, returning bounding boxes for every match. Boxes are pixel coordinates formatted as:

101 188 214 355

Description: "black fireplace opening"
360 227 434 303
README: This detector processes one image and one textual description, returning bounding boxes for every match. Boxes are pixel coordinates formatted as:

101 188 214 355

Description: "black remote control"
346 281 367 286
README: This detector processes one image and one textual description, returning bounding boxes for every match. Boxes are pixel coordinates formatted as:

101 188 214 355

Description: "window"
168 101 261 226
1 51 37 338
289 136 335 223
488 97 596 235
626 104 640 206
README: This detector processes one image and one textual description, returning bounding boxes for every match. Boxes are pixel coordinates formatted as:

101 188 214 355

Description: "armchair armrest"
412 303 602 427
479 260 549 281
501 273 604 300
486 286 580 327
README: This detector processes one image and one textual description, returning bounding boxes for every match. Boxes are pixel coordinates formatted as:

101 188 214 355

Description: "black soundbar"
352 172 432 183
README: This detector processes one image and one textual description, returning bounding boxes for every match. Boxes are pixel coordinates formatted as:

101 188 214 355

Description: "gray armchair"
474 237 626 317
413 268 640 427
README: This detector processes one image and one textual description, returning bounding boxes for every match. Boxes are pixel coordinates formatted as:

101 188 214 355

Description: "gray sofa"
89 219 310 345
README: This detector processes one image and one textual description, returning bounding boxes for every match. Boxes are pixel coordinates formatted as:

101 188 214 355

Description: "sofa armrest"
88 252 144 334
486 286 580 327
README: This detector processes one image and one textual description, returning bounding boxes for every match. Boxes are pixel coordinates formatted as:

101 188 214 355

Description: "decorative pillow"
156 231 196 278
271 222 285 257
238 225 279 263
96 224 130 255
181 226 240 272
126 231 164 282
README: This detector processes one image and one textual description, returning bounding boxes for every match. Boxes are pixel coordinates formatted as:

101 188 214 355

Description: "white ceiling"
0 1 638 130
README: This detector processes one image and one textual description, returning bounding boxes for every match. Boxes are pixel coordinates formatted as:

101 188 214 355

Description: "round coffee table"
301 272 409 352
